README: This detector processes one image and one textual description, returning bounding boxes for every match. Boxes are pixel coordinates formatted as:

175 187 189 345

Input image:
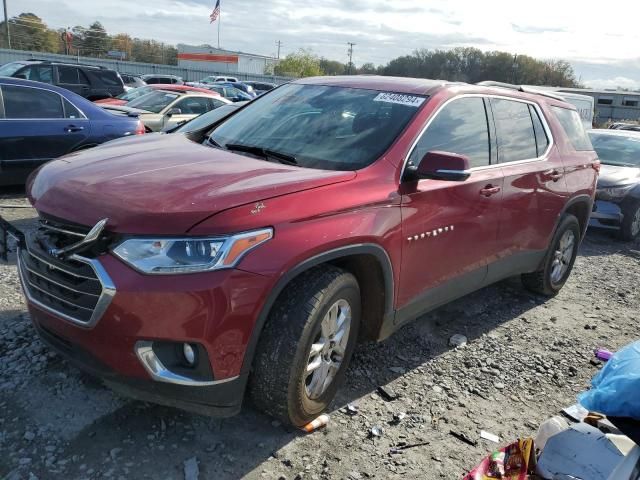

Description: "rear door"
163 96 220 129
0 84 90 174
490 97 569 270
398 96 504 313
56 66 90 98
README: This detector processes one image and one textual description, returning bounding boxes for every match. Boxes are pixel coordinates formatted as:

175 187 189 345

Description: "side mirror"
166 107 182 117
411 151 471 182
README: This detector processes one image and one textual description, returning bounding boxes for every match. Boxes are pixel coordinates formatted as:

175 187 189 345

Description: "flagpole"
217 0 220 49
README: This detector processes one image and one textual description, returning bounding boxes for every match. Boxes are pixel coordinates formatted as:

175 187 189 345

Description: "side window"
63 98 83 119
410 97 490 168
2 85 64 119
552 106 593 151
19 65 54 84
58 66 80 84
97 71 122 87
491 99 538 163
529 105 550 156
174 97 211 115
77 70 91 86
211 98 227 109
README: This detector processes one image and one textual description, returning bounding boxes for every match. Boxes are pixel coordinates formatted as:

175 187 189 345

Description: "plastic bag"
535 416 569 451
579 341 640 418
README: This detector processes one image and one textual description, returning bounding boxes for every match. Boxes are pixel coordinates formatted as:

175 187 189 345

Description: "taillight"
135 121 146 135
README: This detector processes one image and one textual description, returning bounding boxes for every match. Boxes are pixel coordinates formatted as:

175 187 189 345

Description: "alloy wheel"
304 299 352 400
550 230 576 284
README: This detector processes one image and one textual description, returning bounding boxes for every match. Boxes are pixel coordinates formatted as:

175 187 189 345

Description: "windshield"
175 104 240 133
0 62 27 77
209 84 424 170
589 132 640 167
118 85 153 101
127 90 179 113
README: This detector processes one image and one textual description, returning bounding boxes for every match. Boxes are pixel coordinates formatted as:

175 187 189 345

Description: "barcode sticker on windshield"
373 93 425 107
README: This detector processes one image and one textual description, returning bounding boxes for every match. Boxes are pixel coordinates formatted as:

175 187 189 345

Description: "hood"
597 163 640 188
29 134 355 234
94 98 127 106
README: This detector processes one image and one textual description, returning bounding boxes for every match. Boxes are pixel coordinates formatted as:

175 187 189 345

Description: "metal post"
2 0 10 49
276 40 282 59
347 42 356 74
217 0 221 49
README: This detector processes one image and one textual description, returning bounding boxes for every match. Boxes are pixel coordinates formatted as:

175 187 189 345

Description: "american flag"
210 0 220 23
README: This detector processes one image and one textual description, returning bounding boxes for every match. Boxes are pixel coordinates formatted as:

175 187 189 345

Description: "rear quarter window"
96 70 123 87
552 106 593 151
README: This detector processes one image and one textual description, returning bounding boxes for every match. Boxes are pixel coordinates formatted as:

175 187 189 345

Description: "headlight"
112 228 272 274
596 184 635 201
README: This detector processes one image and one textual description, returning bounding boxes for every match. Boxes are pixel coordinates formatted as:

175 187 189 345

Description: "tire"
618 199 640 241
249 265 361 427
522 214 580 296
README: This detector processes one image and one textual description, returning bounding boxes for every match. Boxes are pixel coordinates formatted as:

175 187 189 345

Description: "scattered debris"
449 334 468 348
480 430 500 444
562 404 589 423
595 347 613 361
590 358 602 367
369 426 384 438
391 412 407 425
345 404 359 416
183 457 199 480
377 385 398 401
450 430 478 447
389 441 430 454
464 438 535 480
534 416 569 451
302 414 330 433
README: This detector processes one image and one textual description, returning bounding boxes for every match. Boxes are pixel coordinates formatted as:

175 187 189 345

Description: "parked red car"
94 84 219 106
3 77 599 426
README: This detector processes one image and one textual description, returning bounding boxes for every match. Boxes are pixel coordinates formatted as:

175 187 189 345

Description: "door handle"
546 169 563 182
480 185 501 197
65 125 84 133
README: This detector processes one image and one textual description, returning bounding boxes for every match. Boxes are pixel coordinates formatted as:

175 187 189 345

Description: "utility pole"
347 42 356 74
276 40 282 59
511 54 518 84
2 0 10 49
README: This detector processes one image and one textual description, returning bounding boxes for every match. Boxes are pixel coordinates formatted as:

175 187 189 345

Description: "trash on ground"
377 385 398 401
464 438 535 480
345 404 359 416
562 403 589 422
389 441 430 455
536 422 623 480
449 334 468 348
450 430 478 447
392 412 407 424
369 426 384 438
535 416 569 451
302 414 330 433
579 340 640 418
183 456 199 480
595 347 614 361
480 430 500 444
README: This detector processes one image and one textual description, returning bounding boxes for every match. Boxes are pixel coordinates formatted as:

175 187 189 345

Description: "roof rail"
476 81 565 102
23 59 107 69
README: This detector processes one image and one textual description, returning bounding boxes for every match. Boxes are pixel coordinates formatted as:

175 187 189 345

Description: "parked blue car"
0 77 145 185
218 81 258 98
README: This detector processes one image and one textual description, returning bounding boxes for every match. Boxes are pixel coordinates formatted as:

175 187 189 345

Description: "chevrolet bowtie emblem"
49 218 108 259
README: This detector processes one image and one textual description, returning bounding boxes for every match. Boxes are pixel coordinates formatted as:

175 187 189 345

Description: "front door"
56 66 91 98
398 96 504 316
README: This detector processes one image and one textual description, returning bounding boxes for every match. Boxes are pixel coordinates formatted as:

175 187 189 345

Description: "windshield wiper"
225 143 298 165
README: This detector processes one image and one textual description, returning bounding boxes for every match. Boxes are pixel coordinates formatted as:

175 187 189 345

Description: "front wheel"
249 265 361 427
618 200 640 241
522 214 580 296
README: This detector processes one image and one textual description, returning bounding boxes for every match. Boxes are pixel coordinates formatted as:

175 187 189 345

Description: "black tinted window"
492 99 537 163
3 85 63 119
529 105 549 156
410 97 490 168
78 69 90 86
97 70 122 87
58 66 80 84
63 98 83 119
174 97 214 115
552 106 593 151
20 65 53 83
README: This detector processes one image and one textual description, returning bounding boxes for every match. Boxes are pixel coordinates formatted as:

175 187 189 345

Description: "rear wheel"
618 200 640 241
522 214 580 296
249 265 360 427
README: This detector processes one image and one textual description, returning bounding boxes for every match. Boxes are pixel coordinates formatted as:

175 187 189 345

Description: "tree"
358 62 378 74
0 13 58 52
319 58 346 76
274 49 324 77
81 21 109 57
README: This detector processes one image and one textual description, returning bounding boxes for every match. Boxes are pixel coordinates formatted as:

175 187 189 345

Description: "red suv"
2 77 598 426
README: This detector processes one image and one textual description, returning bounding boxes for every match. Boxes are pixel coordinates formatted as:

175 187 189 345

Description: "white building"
177 44 277 75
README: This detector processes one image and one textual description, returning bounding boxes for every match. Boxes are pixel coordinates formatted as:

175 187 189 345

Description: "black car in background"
244 81 277 95
589 129 640 240
140 74 184 85
0 60 124 100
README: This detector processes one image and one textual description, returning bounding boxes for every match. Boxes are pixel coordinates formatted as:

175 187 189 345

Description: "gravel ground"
1 188 639 480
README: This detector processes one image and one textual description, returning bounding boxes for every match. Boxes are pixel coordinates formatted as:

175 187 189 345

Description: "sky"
10 0 640 89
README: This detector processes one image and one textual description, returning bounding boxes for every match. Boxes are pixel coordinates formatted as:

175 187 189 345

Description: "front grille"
18 217 115 327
